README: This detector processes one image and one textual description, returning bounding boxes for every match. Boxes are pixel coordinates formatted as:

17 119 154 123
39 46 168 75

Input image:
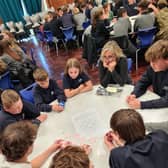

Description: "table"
30 85 168 168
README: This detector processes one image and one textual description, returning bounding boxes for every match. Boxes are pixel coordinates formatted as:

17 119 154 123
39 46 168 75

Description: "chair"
19 83 36 104
82 20 91 30
60 26 79 49
127 58 133 73
44 30 67 56
30 48 37 65
35 30 46 47
136 27 157 70
6 21 16 33
109 35 136 58
0 71 14 89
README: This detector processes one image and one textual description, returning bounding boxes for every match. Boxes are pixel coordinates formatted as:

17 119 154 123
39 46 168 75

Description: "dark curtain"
23 0 42 15
0 0 24 22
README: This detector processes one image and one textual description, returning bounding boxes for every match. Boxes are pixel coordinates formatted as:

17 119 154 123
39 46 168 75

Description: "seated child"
0 89 47 132
63 58 93 98
126 40 168 109
104 109 168 168
0 121 70 168
49 144 93 168
33 68 66 112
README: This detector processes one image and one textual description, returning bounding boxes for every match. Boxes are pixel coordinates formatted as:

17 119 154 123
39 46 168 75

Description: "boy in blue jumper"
127 40 168 109
33 68 66 112
0 89 47 133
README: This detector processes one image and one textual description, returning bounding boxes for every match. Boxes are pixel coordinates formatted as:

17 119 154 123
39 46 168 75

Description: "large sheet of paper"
72 109 106 138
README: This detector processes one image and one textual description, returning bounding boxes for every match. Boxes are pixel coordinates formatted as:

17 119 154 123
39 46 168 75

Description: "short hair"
145 40 168 62
0 121 38 162
100 41 125 61
64 58 83 75
49 146 90 168
117 7 127 18
1 89 20 109
33 68 48 81
110 109 145 144
138 0 150 10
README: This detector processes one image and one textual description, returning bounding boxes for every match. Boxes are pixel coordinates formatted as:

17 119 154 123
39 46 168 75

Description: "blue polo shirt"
63 72 90 89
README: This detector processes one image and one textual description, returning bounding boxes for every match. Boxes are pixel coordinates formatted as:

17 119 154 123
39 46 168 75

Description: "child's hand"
78 84 85 91
127 98 141 109
81 144 92 155
106 131 113 142
104 133 115 151
50 140 71 152
108 61 116 72
36 114 47 122
126 94 136 103
52 104 64 112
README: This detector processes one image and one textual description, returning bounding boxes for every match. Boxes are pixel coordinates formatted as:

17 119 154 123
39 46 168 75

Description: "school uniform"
0 154 31 168
134 11 155 32
63 72 90 89
34 79 66 112
109 130 168 168
0 100 40 133
99 57 132 88
132 66 168 109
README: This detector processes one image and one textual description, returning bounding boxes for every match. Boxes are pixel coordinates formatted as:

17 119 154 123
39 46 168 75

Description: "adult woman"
99 41 132 88
104 109 168 168
0 40 35 87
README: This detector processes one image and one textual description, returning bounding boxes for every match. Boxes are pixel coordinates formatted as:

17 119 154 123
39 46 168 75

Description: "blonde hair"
1 89 20 109
64 58 83 75
100 41 125 61
0 59 7 74
33 68 48 81
72 7 80 15
145 40 168 62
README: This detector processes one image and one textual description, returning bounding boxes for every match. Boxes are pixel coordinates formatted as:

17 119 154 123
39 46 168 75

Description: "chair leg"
61 39 68 53
55 42 58 56
136 49 140 71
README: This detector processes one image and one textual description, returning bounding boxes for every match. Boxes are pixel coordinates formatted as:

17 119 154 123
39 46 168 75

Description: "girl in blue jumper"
63 58 93 98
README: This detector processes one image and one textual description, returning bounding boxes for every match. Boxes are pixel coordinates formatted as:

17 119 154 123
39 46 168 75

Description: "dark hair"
49 146 90 168
138 0 150 10
117 7 127 17
0 121 38 161
110 109 145 144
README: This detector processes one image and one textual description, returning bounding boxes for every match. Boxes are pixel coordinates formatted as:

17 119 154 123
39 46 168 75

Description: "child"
63 58 93 98
99 41 132 88
0 89 47 133
126 40 168 109
33 68 66 112
104 109 168 168
0 121 70 168
49 145 93 168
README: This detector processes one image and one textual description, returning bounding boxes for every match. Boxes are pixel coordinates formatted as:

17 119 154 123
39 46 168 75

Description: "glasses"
103 55 116 60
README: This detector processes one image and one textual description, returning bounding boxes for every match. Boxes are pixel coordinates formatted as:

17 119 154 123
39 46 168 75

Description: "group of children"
0 39 168 167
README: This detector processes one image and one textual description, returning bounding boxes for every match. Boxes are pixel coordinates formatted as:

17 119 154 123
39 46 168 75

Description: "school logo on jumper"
78 78 83 83
51 91 54 95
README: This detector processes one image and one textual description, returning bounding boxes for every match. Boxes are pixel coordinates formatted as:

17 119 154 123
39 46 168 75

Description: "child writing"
33 68 66 112
63 58 93 98
104 109 168 168
0 89 47 133
0 121 70 168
